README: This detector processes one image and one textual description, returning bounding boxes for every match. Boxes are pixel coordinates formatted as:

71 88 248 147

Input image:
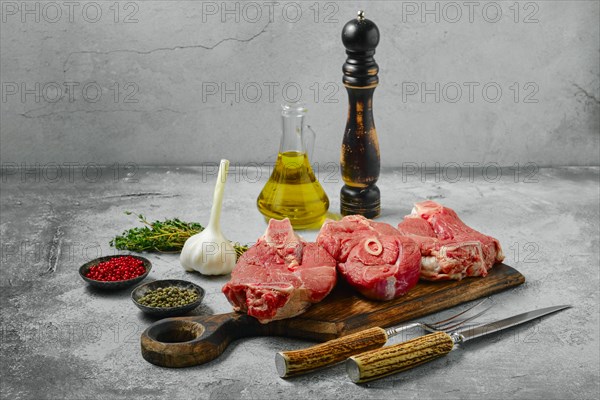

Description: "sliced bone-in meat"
398 200 505 281
317 216 421 301
222 219 337 323
338 235 421 300
316 215 376 262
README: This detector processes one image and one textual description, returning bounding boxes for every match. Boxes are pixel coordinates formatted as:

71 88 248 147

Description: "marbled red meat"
317 216 421 300
397 200 505 281
222 219 337 323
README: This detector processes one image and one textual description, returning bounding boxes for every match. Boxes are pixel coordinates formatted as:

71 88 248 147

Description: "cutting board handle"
140 312 279 367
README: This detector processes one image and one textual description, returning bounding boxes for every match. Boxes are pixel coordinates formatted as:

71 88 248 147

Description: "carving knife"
346 305 571 383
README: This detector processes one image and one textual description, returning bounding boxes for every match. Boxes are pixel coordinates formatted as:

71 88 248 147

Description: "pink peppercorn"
85 256 146 281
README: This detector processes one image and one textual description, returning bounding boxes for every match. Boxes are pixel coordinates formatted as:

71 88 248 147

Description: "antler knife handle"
346 331 454 383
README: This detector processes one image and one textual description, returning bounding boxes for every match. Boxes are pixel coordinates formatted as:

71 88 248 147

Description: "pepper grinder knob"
339 11 381 218
342 11 380 53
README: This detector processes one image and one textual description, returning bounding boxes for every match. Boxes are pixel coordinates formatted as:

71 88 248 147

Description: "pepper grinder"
340 10 381 218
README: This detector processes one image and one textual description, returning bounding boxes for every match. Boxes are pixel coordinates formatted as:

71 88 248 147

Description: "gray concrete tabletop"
1 166 598 399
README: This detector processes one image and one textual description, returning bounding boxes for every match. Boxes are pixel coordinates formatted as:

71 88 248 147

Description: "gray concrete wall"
1 0 599 167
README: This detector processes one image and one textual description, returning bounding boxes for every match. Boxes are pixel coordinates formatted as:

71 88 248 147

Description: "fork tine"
434 302 494 332
429 297 492 326
387 298 494 339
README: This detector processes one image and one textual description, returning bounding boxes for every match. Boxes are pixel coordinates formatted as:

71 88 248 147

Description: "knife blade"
346 305 571 383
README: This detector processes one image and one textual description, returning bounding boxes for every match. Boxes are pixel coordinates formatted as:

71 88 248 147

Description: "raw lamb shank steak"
397 200 505 281
317 216 421 301
222 219 337 324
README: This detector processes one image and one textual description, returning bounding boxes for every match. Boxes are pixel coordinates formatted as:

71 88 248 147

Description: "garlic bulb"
180 159 237 275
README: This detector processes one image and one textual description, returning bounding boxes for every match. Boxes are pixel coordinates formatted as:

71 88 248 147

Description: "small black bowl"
131 279 205 318
79 255 152 290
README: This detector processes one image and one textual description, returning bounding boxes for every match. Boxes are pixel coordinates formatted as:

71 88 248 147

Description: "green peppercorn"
138 287 199 308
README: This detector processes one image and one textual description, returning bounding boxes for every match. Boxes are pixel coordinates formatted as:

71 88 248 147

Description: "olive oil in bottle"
257 104 329 229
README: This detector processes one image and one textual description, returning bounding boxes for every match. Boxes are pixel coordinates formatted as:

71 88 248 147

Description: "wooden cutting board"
141 263 524 367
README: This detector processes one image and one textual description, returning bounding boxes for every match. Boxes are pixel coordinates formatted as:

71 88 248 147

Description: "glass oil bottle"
257 103 329 229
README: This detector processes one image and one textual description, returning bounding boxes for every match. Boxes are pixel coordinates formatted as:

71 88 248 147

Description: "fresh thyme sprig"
110 212 248 259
